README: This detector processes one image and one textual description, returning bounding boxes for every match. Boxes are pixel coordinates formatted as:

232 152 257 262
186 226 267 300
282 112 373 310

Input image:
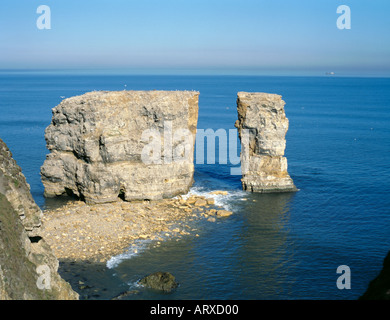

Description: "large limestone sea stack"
235 92 297 193
41 90 199 204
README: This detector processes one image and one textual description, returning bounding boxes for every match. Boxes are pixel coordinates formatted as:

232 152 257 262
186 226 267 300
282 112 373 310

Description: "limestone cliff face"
235 92 297 193
41 90 199 204
0 138 78 300
0 140 41 238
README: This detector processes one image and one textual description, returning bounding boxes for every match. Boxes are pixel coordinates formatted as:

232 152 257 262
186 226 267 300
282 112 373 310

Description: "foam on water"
106 187 247 269
126 279 144 290
180 186 247 211
3 74 389 299
106 239 151 269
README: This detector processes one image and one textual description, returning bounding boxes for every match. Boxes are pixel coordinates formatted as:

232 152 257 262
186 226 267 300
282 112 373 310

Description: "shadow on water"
57 191 298 300
2 75 389 300
233 192 298 299
58 260 125 300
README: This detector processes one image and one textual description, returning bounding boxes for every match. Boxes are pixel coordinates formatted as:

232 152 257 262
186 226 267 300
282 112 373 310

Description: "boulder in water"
138 272 178 293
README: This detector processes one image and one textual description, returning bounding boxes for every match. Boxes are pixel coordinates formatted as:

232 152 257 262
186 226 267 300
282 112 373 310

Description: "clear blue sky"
0 0 389 75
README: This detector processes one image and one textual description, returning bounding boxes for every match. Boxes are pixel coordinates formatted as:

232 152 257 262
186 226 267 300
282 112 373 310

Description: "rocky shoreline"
41 192 232 264
38 90 293 266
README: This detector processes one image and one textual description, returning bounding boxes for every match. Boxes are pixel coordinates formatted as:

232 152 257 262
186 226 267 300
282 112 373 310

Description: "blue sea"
0 73 389 300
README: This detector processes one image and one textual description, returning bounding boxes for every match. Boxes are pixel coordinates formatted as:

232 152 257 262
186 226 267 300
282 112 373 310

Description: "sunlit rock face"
235 92 297 193
41 90 199 204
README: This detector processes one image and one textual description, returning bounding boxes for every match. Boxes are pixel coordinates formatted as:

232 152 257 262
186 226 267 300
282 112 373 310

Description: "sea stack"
235 92 297 193
41 90 199 204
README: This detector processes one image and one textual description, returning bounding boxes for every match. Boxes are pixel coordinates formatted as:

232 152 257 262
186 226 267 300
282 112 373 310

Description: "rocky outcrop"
41 90 199 204
0 141 41 238
0 138 78 300
235 92 297 193
360 251 390 300
138 272 178 293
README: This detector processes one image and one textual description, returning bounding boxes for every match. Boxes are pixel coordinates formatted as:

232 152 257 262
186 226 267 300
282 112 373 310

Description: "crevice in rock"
29 236 42 243
64 187 85 202
118 189 126 201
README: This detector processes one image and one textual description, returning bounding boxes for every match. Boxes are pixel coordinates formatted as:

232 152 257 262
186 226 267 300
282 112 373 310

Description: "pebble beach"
41 192 232 263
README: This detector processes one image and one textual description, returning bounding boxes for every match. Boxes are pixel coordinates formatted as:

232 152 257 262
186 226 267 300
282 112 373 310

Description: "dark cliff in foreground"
0 138 78 300
360 251 390 300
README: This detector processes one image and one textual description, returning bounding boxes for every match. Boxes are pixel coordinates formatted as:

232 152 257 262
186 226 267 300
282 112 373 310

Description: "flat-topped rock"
41 90 199 204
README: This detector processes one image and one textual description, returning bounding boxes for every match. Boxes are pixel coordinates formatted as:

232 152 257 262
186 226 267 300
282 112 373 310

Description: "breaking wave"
106 239 152 269
181 186 247 212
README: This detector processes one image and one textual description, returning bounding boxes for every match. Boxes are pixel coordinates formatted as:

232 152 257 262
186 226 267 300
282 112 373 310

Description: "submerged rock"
0 138 78 300
41 90 199 204
112 290 140 300
138 272 178 293
235 92 297 193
